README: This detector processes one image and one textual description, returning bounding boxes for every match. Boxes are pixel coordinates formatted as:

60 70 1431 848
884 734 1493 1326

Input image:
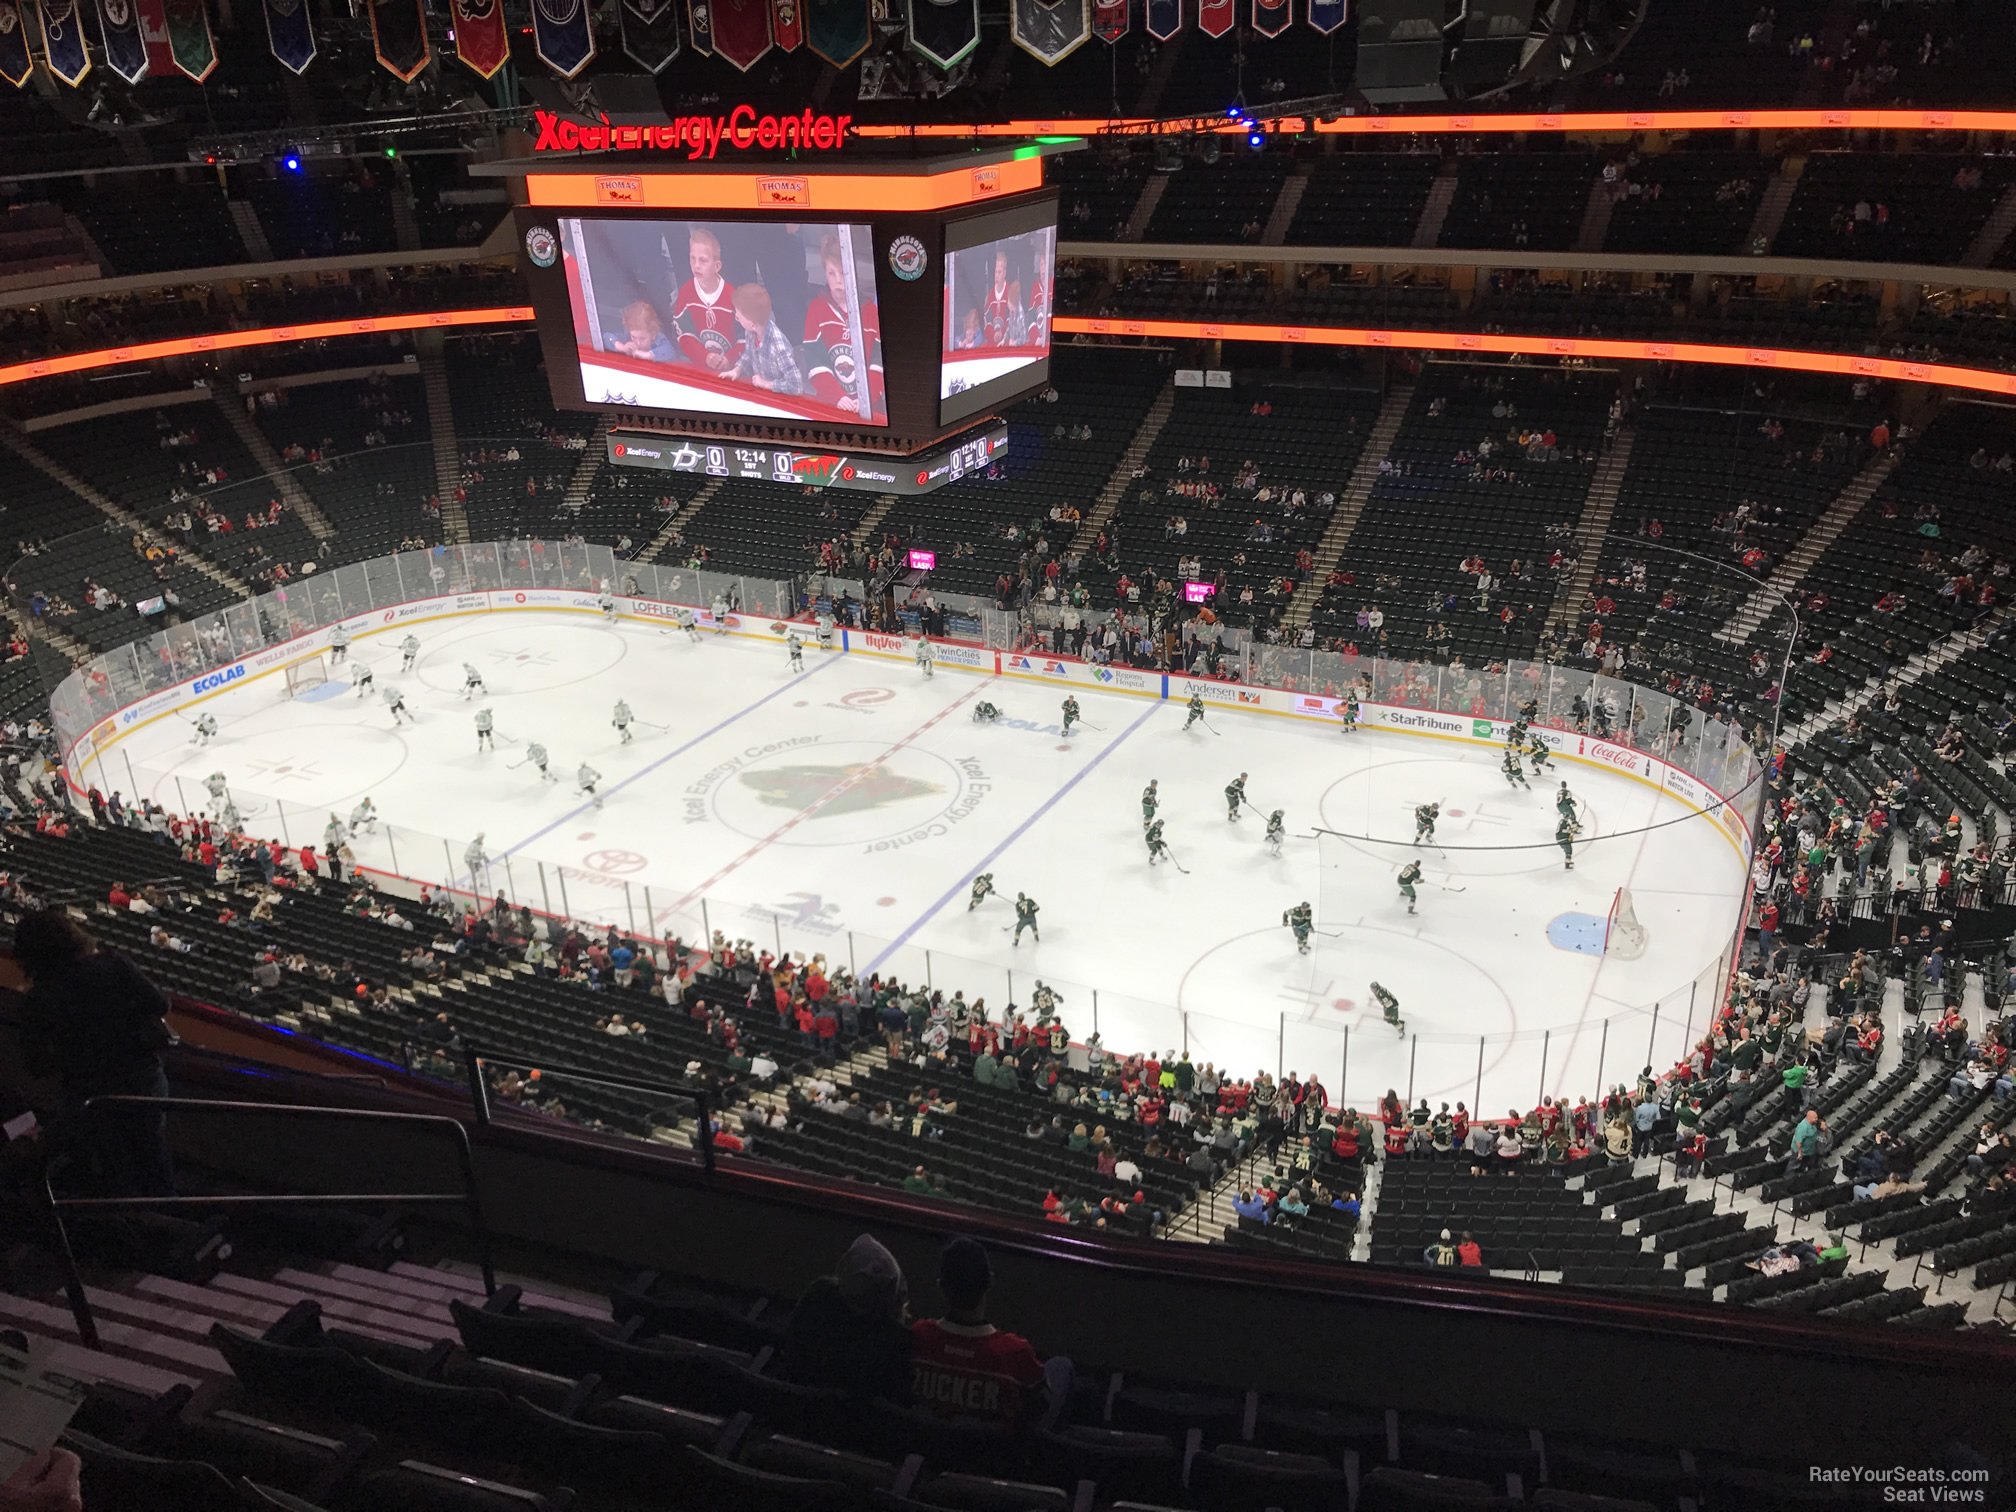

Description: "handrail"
460 1043 716 1177
41 1094 496 1348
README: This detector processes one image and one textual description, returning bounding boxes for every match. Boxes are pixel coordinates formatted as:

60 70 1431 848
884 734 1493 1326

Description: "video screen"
940 223 1055 410
561 218 887 426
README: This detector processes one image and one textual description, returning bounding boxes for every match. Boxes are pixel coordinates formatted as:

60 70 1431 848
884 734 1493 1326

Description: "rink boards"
68 586 1756 874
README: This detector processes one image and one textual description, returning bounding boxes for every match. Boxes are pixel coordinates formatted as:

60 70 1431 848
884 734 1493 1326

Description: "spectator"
13 909 176 1197
911 1237 1062 1424
1423 1229 1458 1265
1456 1231 1484 1266
1786 1109 1825 1173
777 1234 914 1404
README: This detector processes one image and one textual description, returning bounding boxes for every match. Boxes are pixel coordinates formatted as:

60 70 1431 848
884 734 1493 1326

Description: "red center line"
667 677 994 917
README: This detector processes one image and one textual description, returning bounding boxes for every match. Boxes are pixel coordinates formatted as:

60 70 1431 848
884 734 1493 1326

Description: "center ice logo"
738 761 939 817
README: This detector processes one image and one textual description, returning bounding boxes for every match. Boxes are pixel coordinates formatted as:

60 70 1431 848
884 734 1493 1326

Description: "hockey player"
1339 689 1359 734
1183 691 1207 732
1415 802 1440 844
399 634 421 672
1265 809 1286 856
190 713 219 746
1141 781 1159 825
915 638 935 679
787 633 805 673
475 708 495 752
1283 901 1314 955
324 813 348 851
814 607 836 651
1556 782 1578 822
577 762 603 808
973 701 1002 723
1501 746 1529 789
329 624 350 665
1061 697 1081 736
1012 892 1041 946
1225 773 1249 821
461 663 487 700
349 796 378 836
204 771 230 810
968 872 995 911
353 662 375 697
525 742 556 782
384 686 412 725
675 608 701 643
1526 736 1552 775
465 833 489 879
1556 815 1579 870
1145 818 1169 866
710 594 730 633
612 700 635 744
1397 859 1423 914
598 587 617 622
218 800 243 834
1371 981 1405 1035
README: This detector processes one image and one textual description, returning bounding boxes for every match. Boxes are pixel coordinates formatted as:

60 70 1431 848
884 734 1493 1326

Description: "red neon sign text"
531 107 854 162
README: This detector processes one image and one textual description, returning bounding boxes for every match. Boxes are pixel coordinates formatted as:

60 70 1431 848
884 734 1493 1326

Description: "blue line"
864 698 1163 975
495 653 845 868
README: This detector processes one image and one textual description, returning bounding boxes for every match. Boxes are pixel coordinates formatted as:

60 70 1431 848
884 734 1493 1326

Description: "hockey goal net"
1605 886 1649 959
284 655 330 699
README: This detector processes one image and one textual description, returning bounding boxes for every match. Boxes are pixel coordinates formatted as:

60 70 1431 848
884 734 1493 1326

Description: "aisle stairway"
1278 382 1414 631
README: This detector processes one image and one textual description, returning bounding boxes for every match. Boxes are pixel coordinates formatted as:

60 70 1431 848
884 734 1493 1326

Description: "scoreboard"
605 421 1008 495
492 130 1072 459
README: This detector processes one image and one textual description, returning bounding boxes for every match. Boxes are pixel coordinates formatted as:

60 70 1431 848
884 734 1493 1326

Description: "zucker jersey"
983 282 1028 348
804 294 885 413
1024 277 1050 347
671 277 743 371
911 1319 1045 1423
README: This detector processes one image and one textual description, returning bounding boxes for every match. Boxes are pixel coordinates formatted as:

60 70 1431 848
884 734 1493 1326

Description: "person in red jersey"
804 235 884 417
981 248 1027 348
670 227 741 373
1023 261 1050 348
911 1238 1062 1424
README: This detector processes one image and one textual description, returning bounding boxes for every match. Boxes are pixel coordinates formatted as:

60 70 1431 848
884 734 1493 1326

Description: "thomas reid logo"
193 665 246 695
887 235 927 281
523 225 559 268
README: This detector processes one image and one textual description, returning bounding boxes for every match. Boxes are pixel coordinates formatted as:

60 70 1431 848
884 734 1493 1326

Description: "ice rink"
99 612 1750 1113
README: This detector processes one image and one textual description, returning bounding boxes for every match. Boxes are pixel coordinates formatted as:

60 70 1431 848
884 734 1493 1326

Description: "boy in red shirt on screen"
911 1238 1052 1423
671 227 741 373
805 234 884 417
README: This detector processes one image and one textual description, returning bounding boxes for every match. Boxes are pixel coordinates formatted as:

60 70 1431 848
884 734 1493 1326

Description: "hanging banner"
161 0 215 75
1197 0 1233 36
367 0 428 77
686 0 711 51
259 0 315 74
531 0 596 76
450 0 508 76
710 0 770 69
1251 0 1287 33
804 0 866 64
1091 0 1126 42
38 0 90 84
1306 0 1345 31
619 0 679 69
0 0 29 86
1011 0 1088 63
1143 0 1178 40
906 0 977 68
97 0 151 81
771 0 800 48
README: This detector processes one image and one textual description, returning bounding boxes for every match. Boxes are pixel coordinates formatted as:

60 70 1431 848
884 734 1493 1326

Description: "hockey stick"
1201 718 1223 736
634 719 670 732
507 755 533 770
1160 847 1191 875
1079 721 1107 732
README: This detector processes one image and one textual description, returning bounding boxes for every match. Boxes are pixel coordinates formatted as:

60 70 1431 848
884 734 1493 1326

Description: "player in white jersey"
916 639 935 679
525 742 556 781
349 797 378 835
475 708 495 752
384 685 412 724
710 594 730 633
324 814 348 850
675 608 700 642
400 634 421 671
577 762 603 807
190 713 218 746
598 588 617 622
815 609 835 650
329 624 350 665
461 663 486 699
612 700 634 744
787 634 805 672
465 833 489 878
203 771 230 809
353 662 374 697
